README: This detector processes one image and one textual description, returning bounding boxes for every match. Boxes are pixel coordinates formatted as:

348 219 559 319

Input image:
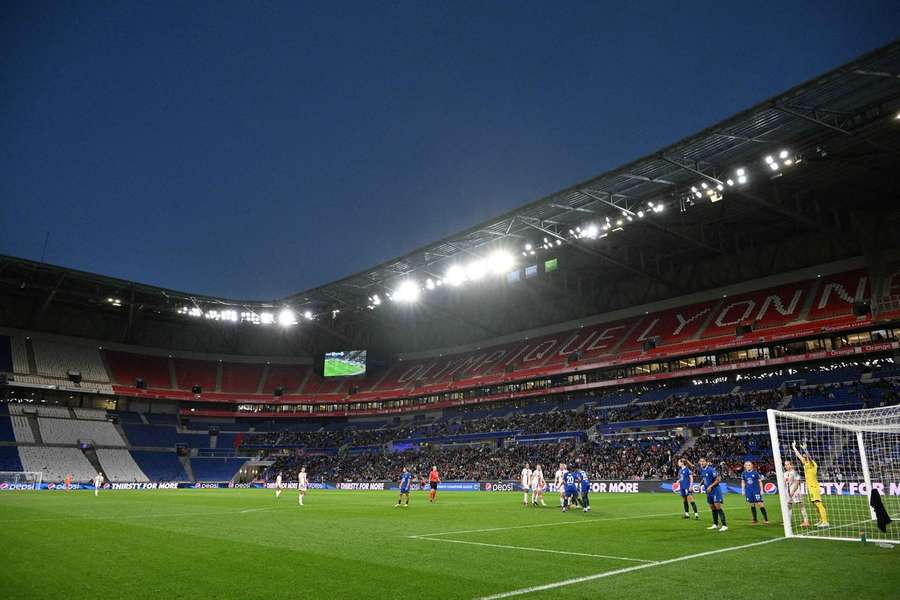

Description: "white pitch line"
0 507 274 524
413 512 680 538
410 535 657 563
474 537 785 600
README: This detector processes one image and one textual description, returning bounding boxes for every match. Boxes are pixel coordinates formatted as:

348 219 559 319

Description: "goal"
767 405 899 543
0 471 43 490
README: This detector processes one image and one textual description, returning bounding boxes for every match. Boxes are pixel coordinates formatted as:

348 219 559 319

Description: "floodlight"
764 155 774 164
303 310 313 320
779 149 789 159
445 265 467 286
615 219 623 227
583 224 599 239
736 168 746 176
555 239 562 246
466 260 487 281
524 243 533 251
425 278 435 290
769 162 779 171
371 294 381 306
278 309 296 327
488 251 514 275
393 280 420 303
637 210 644 218
653 203 664 213
726 179 734 186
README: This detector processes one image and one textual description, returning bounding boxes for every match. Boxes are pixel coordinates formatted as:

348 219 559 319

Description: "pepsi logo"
764 482 777 494
672 481 682 493
0 483 8 490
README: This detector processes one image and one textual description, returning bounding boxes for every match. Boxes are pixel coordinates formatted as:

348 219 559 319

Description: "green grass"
1 490 897 599
324 358 366 377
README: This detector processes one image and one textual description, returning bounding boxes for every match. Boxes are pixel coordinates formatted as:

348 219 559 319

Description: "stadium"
3 24 900 600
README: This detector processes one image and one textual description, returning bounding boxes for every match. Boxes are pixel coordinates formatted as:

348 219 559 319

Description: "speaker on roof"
567 351 581 364
853 301 870 316
736 322 754 336
67 370 82 385
273 386 284 397
505 363 517 373
348 385 359 395
191 385 202 395
135 378 147 390
641 339 657 352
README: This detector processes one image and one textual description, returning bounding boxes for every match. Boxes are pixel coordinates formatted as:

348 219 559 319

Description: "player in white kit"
531 464 546 506
274 472 283 499
554 463 567 508
93 472 104 497
520 463 533 507
783 460 810 527
298 467 308 506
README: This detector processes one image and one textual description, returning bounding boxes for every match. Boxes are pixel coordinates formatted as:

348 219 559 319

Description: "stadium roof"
2 40 899 330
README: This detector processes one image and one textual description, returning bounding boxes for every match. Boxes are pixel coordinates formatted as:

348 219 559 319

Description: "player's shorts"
679 485 692 498
706 490 724 504
789 493 802 504
745 492 762 503
400 487 410 494
522 484 531 492
298 484 308 492
429 482 438 490
807 484 822 503
565 485 578 497
580 485 590 495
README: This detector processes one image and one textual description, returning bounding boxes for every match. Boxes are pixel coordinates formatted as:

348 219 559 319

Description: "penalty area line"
473 537 785 599
409 536 657 563
413 512 680 538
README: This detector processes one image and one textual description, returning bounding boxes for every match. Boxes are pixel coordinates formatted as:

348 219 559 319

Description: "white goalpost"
0 471 43 490
767 405 900 543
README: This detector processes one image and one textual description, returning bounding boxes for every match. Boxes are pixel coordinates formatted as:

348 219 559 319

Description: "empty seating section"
174 358 217 391
18 446 96 482
11 415 35 442
73 407 107 420
113 412 144 424
10 336 29 374
32 339 109 381
809 270 868 319
130 451 187 481
262 364 309 393
220 362 264 393
300 373 341 394
0 446 24 471
146 413 178 425
190 457 245 481
122 424 206 447
0 416 15 441
38 418 125 446
105 351 171 388
702 282 811 338
95 448 149 482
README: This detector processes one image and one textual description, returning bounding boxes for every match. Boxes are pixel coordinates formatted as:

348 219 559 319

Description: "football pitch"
323 358 365 377
1 490 897 599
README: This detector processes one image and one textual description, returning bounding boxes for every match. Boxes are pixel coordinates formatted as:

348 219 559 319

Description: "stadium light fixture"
466 260 487 281
277 309 296 327
303 310 314 320
582 224 599 239
425 278 435 290
392 280 421 303
445 265 466 286
260 312 275 325
488 251 515 275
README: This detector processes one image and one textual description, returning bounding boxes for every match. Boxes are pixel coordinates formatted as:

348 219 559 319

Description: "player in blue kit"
698 457 727 532
740 461 769 524
562 470 578 512
574 466 591 513
676 458 700 520
395 467 412 508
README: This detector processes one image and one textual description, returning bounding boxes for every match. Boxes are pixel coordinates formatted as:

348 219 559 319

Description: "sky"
2 2 897 300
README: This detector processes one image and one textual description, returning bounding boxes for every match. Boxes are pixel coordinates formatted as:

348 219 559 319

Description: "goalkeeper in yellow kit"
793 442 829 528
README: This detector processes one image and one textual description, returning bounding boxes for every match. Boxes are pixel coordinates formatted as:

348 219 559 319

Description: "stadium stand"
105 350 172 388
260 363 310 393
173 358 218 391
0 446 24 472
10 415 35 443
130 451 188 481
95 448 149 482
18 446 96 482
190 457 246 481
220 362 264 393
73 407 107 420
0 415 15 441
32 339 109 382
38 417 126 446
0 335 13 373
9 336 29 374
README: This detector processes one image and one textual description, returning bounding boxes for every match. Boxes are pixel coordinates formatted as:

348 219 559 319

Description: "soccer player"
554 463 567 509
783 459 810 528
93 471 104 497
698 458 727 531
274 471 283 499
531 464 546 506
740 461 768 524
562 468 578 512
396 467 412 507
520 463 533 507
428 465 440 503
65 472 72 494
575 465 591 512
793 442 829 527
297 467 308 506
676 458 700 519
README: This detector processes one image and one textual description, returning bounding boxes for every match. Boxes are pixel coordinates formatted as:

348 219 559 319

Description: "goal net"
767 405 899 543
0 471 43 490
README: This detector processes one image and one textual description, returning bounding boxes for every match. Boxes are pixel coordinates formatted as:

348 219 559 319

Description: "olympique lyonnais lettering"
392 271 868 387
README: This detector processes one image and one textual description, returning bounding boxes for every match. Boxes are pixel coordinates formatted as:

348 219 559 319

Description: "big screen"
323 350 367 378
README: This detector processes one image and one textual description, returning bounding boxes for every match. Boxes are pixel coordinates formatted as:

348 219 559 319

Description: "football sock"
683 499 689 513
751 506 758 521
760 507 768 521
690 502 698 514
718 509 727 526
712 510 719 526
